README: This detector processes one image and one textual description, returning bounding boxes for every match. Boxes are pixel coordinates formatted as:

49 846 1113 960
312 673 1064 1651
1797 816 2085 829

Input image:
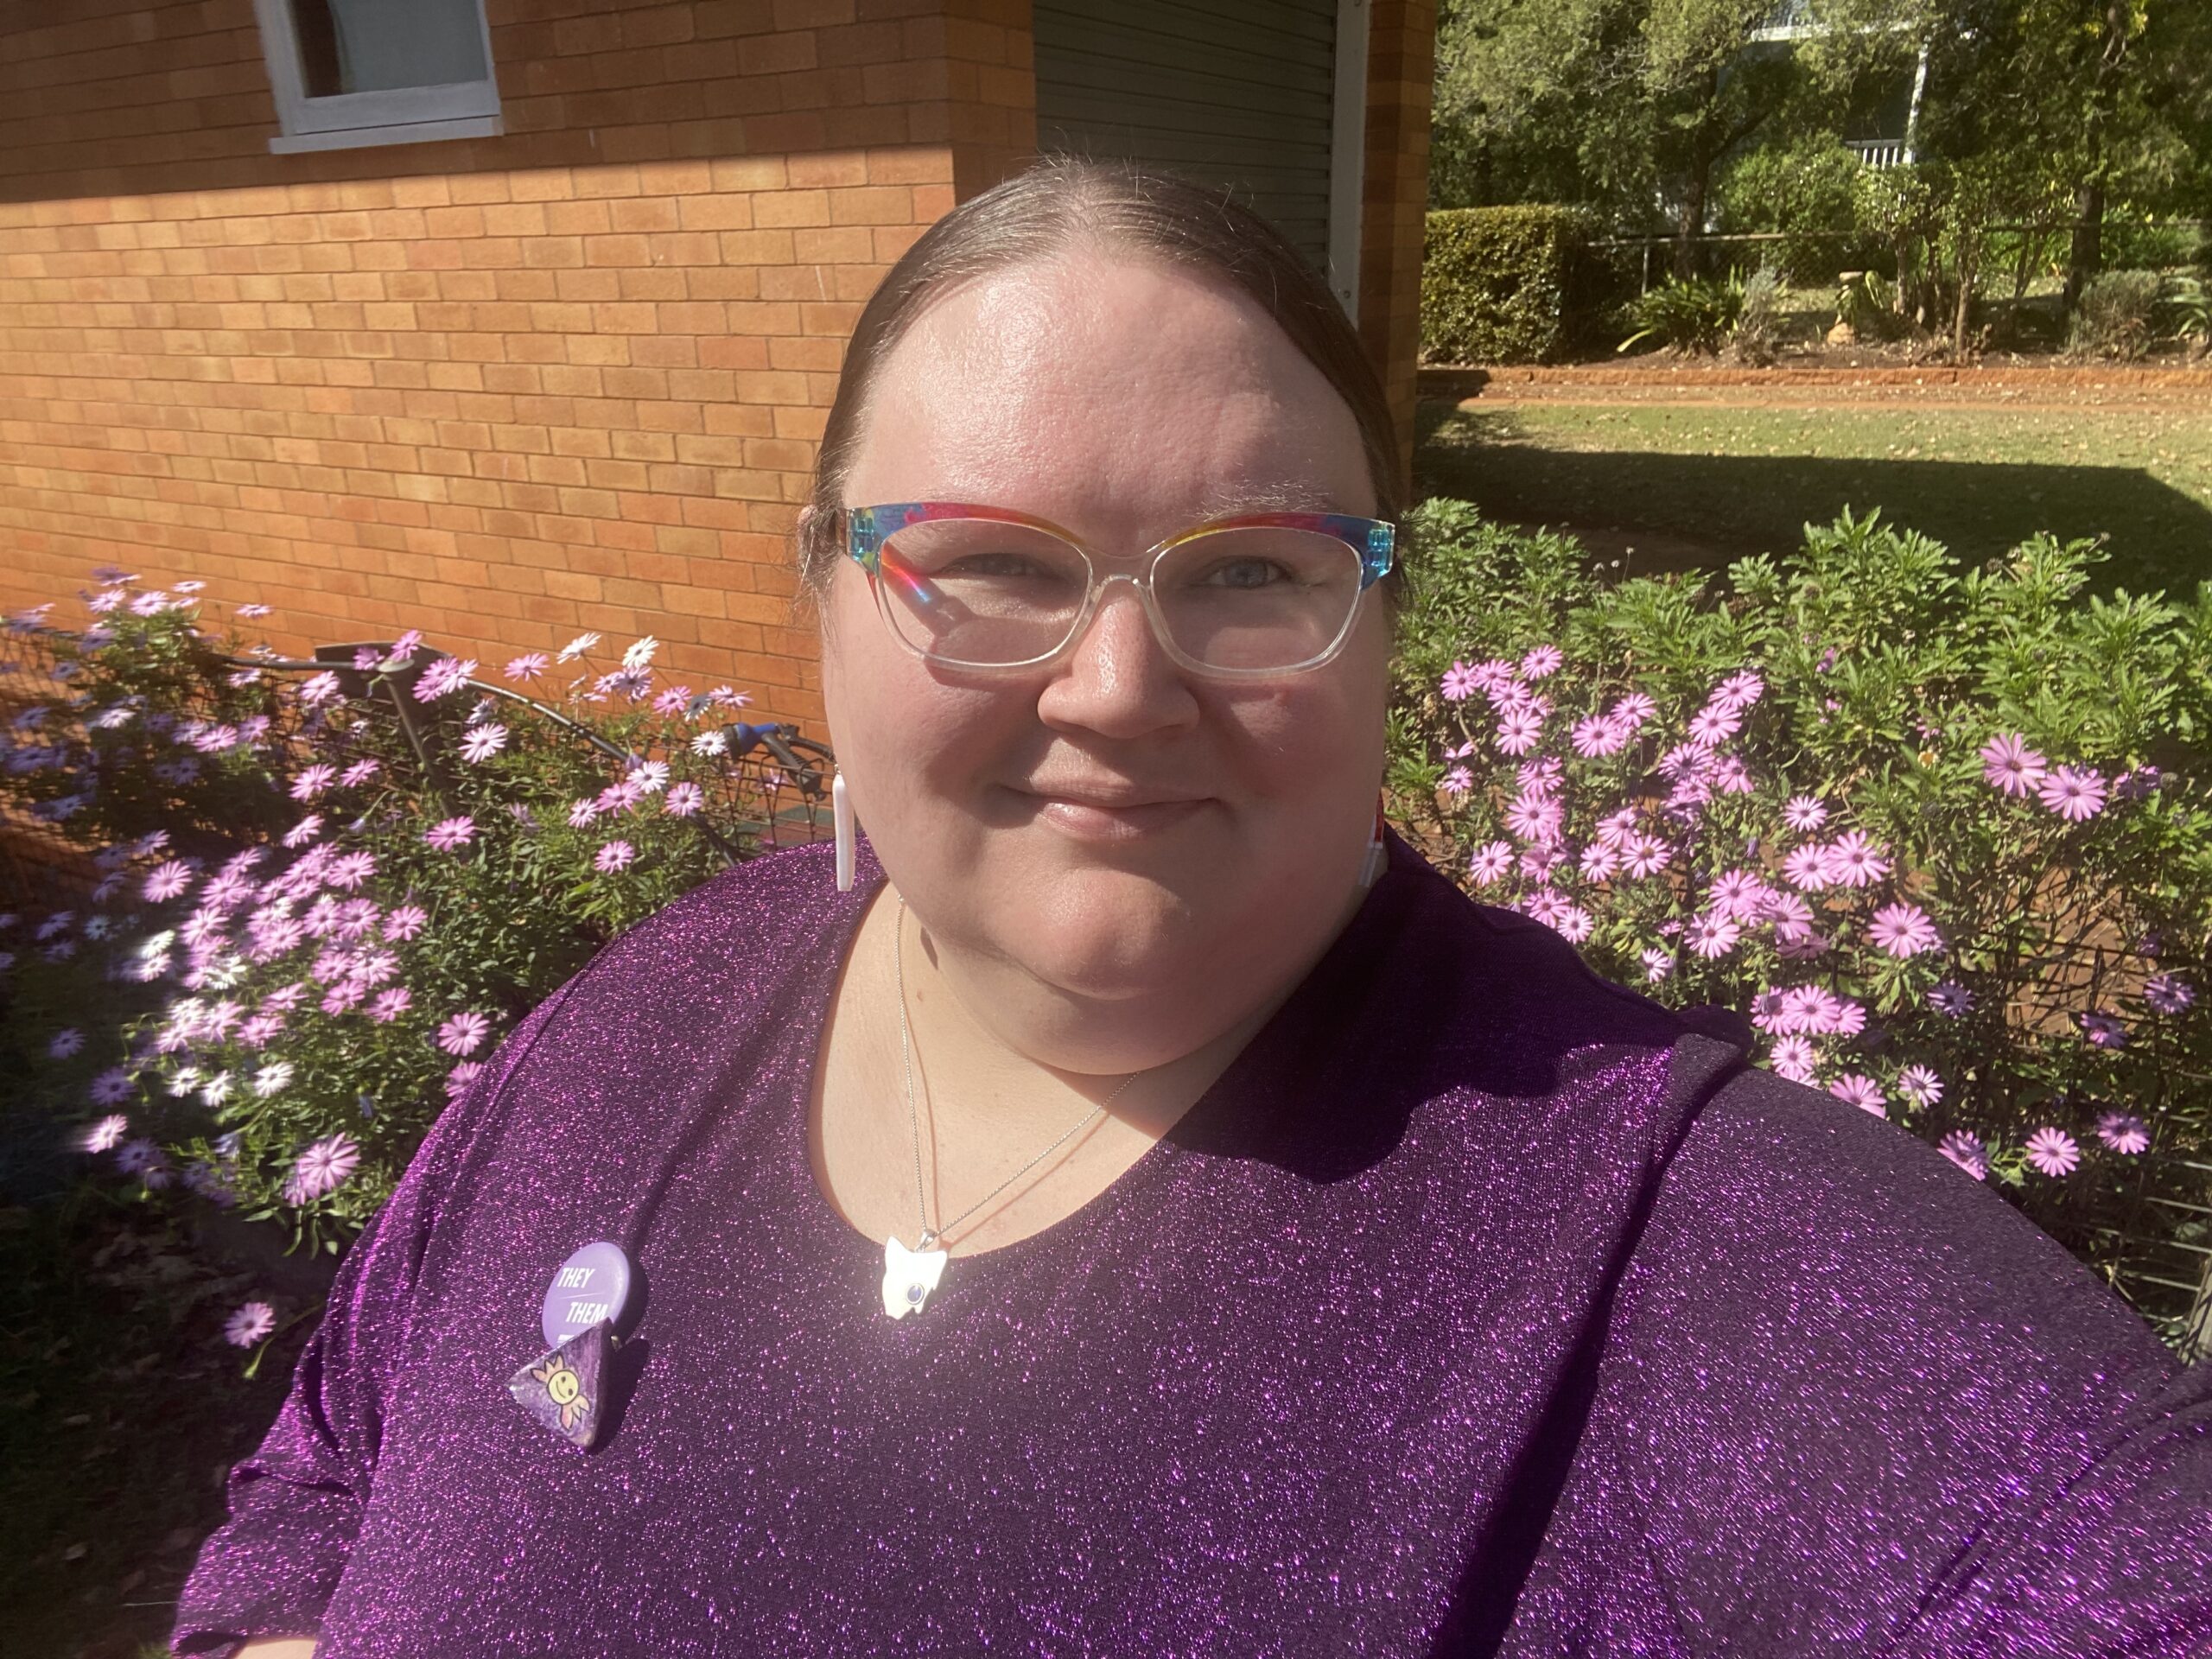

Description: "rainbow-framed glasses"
843 501 1396 678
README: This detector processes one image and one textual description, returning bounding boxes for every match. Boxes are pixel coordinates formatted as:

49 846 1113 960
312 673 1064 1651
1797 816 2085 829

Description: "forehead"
842 251 1375 545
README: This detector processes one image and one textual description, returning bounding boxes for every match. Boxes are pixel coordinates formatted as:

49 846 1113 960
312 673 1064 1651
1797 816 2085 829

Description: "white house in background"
1751 0 1930 168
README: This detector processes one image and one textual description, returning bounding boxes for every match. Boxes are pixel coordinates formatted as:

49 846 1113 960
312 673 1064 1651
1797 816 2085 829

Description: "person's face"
821 250 1390 1065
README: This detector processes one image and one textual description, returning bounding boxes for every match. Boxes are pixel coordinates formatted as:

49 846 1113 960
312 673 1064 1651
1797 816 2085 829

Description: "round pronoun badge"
540 1241 632 1347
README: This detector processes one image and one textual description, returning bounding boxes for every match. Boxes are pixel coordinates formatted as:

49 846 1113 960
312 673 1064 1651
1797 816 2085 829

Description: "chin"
976 849 1219 996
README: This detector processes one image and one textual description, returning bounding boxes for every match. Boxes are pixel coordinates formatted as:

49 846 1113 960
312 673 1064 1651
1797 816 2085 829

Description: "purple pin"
539 1241 632 1348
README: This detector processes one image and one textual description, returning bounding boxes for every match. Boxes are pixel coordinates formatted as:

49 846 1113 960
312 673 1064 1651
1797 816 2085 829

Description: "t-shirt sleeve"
1516 1061 2212 1656
170 983 575 1657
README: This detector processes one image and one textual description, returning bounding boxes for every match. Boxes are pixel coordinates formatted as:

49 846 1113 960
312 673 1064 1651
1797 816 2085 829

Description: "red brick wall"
0 0 1424 730
0 0 1037 734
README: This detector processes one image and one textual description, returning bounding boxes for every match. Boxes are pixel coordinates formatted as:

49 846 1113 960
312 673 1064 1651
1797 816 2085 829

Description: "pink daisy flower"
412 656 478 702
1782 795 1827 832
1570 715 1626 758
1979 733 2046 796
1782 844 1835 891
1440 662 1482 702
438 1011 492 1056
1640 947 1672 983
2094 1111 2149 1155
143 861 194 902
283 1134 360 1204
1608 692 1656 733
327 851 376 893
2024 1128 2079 1178
1519 644 1564 680
1686 705 1741 749
1758 890 1815 940
1517 847 1562 884
1824 832 1889 888
369 987 412 1023
459 723 508 764
1685 913 1742 959
569 798 601 829
89 1066 136 1106
1706 868 1768 920
1578 843 1620 881
82 1114 130 1153
340 759 380 787
1828 1074 1886 1116
1769 1035 1816 1084
1439 766 1474 798
1504 795 1560 842
2079 1010 2127 1048
1619 834 1671 879
1938 1130 1989 1180
423 816 476 852
289 765 336 802
446 1060 486 1097
383 904 428 942
504 652 550 683
1868 903 1941 959
1710 670 1764 711
1896 1065 1942 1107
1495 707 1544 755
224 1301 277 1348
1927 981 1974 1018
2143 973 2195 1015
1467 842 1512 887
1593 808 1637 849
595 840 636 874
2037 765 2107 822
664 781 705 817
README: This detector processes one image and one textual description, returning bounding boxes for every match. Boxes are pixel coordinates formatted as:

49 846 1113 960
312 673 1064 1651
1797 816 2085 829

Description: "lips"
1007 781 1211 842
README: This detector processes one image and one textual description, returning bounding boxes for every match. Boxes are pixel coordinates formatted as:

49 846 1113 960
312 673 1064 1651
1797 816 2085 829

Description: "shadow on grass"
1416 406 2212 595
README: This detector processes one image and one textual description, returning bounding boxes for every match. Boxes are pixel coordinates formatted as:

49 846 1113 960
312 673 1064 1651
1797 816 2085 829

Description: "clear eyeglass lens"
874 519 1363 671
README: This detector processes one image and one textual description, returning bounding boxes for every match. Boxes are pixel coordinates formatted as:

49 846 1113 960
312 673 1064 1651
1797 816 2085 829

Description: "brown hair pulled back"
795 157 1399 601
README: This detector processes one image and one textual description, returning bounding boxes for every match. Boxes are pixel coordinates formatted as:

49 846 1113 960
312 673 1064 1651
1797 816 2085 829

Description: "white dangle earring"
832 769 855 893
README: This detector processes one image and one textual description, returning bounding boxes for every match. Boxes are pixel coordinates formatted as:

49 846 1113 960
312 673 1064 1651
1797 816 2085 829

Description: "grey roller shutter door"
1033 0 1338 275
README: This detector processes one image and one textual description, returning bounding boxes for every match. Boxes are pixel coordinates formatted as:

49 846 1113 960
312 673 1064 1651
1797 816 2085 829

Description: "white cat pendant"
882 1233 949 1318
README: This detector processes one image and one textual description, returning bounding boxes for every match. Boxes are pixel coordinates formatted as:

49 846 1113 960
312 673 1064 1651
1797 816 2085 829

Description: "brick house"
0 0 1433 734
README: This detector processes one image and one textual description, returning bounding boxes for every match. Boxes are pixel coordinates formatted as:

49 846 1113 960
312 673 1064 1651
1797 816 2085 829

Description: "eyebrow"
1189 482 1351 519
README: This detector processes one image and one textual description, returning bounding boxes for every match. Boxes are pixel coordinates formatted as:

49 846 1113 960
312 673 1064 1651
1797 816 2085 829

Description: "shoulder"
1359 835 1731 1109
1602 1057 2181 1519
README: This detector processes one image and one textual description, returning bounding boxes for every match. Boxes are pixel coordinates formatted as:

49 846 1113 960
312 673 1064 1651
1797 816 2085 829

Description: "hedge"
1421 206 1601 365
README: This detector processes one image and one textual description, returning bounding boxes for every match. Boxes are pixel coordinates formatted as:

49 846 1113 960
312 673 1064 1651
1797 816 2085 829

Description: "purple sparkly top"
175 836 2212 1656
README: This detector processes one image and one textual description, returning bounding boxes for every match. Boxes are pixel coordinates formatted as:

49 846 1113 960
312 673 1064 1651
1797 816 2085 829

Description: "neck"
887 874 1367 1141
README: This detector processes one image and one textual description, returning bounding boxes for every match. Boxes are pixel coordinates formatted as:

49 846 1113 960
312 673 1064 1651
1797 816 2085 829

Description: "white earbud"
832 769 855 893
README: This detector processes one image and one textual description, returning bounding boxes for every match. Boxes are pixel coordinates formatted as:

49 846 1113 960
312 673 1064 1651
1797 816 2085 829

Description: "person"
177 161 2210 1659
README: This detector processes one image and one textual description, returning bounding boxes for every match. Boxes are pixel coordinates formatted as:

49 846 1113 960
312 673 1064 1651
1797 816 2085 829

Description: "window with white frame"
251 0 501 155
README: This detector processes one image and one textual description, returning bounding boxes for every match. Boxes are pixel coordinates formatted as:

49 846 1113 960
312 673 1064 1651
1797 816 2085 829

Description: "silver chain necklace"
880 898 1135 1319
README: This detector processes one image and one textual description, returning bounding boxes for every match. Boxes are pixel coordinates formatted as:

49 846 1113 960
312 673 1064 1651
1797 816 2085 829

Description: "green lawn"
1416 399 2212 594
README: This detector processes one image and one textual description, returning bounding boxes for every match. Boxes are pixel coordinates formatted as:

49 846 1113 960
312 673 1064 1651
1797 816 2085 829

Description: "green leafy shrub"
1393 502 2212 1354
1 577 821 1271
1716 137 1881 284
2069 270 2166 359
2158 273 2210 350
1421 206 1603 364
1728 265 1788 364
1618 274 1744 355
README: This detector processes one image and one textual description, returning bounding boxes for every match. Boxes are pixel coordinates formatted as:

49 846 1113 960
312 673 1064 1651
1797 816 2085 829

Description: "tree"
1433 0 1917 274
1833 0 2212 307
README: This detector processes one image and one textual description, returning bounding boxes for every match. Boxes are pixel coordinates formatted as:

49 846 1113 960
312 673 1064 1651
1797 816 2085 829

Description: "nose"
1033 575 1201 741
